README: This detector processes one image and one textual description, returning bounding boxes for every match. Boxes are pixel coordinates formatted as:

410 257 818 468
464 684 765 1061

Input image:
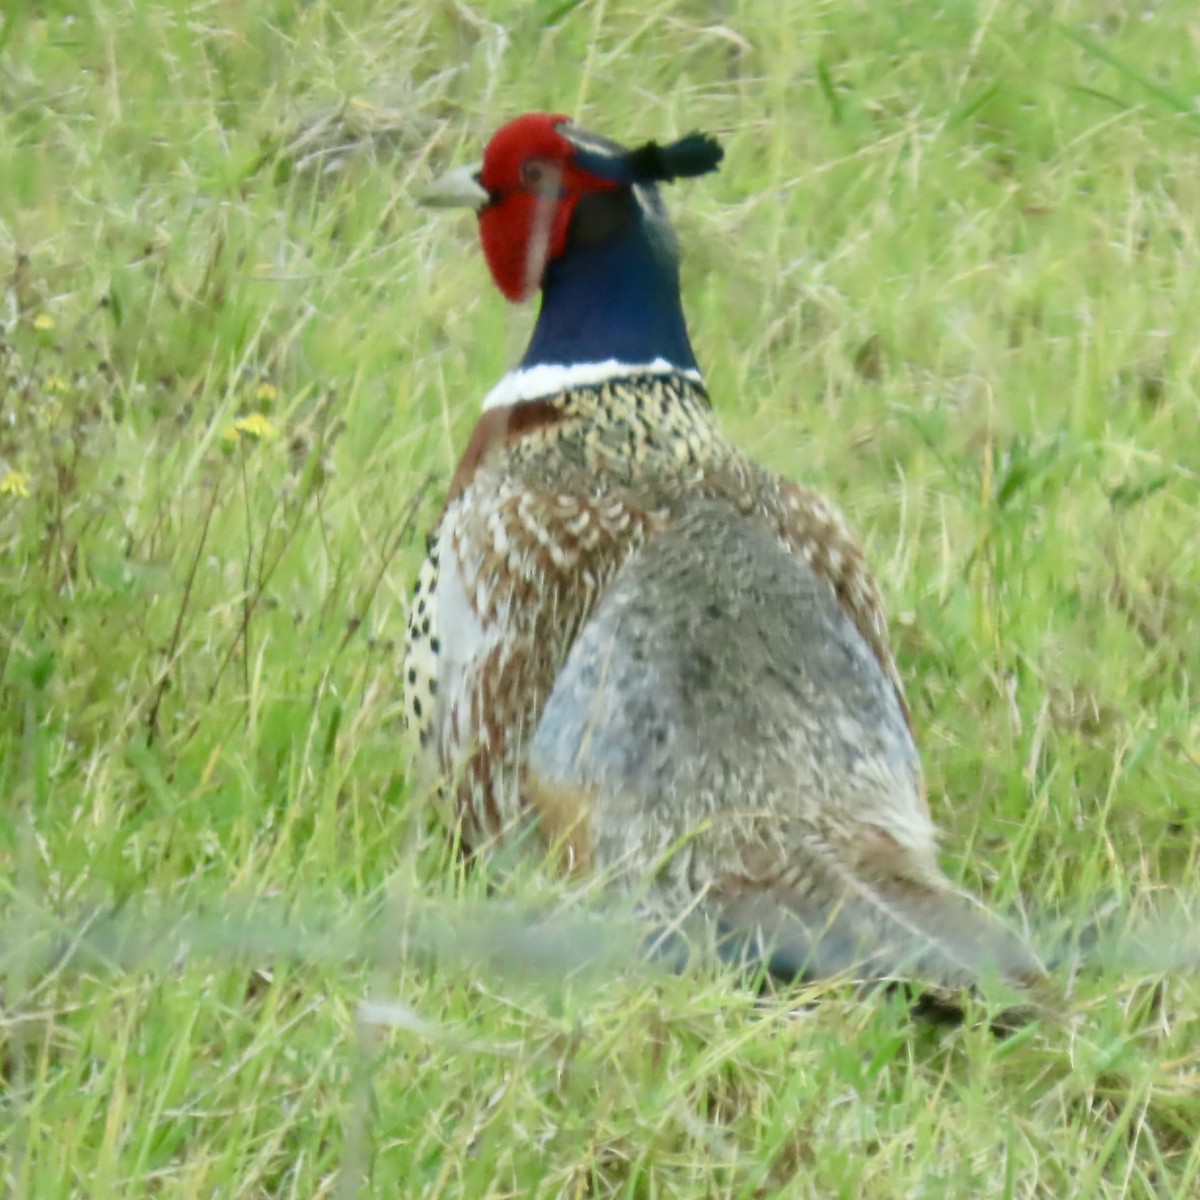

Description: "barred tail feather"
713 834 1049 1003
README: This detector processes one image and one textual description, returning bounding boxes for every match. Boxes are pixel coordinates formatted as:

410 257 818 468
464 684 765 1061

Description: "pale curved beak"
419 163 489 211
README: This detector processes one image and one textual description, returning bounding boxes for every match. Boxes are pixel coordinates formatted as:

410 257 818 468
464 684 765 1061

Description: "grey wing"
528 499 928 873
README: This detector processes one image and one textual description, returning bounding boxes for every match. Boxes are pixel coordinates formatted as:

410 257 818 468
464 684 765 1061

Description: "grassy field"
3 0 1200 1195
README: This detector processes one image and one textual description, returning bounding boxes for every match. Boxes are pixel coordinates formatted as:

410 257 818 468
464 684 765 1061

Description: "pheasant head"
422 113 723 383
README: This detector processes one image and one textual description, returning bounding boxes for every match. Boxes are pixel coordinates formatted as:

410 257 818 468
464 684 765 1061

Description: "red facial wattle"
479 189 574 303
476 113 619 302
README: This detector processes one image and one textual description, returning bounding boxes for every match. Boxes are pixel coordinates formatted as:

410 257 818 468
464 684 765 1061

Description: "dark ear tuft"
572 131 723 187
626 133 724 183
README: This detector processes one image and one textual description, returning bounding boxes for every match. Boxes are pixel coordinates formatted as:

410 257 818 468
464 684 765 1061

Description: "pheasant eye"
520 159 551 188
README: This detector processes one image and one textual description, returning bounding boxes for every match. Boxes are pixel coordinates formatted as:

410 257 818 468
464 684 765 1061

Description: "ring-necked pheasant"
404 112 1045 997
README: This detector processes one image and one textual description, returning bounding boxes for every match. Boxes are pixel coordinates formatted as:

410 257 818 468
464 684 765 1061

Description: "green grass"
3 0 1200 1195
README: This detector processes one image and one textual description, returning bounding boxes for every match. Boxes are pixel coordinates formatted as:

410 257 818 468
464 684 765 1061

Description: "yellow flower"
46 375 71 394
255 382 279 405
1 469 31 498
32 313 55 331
224 412 280 443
